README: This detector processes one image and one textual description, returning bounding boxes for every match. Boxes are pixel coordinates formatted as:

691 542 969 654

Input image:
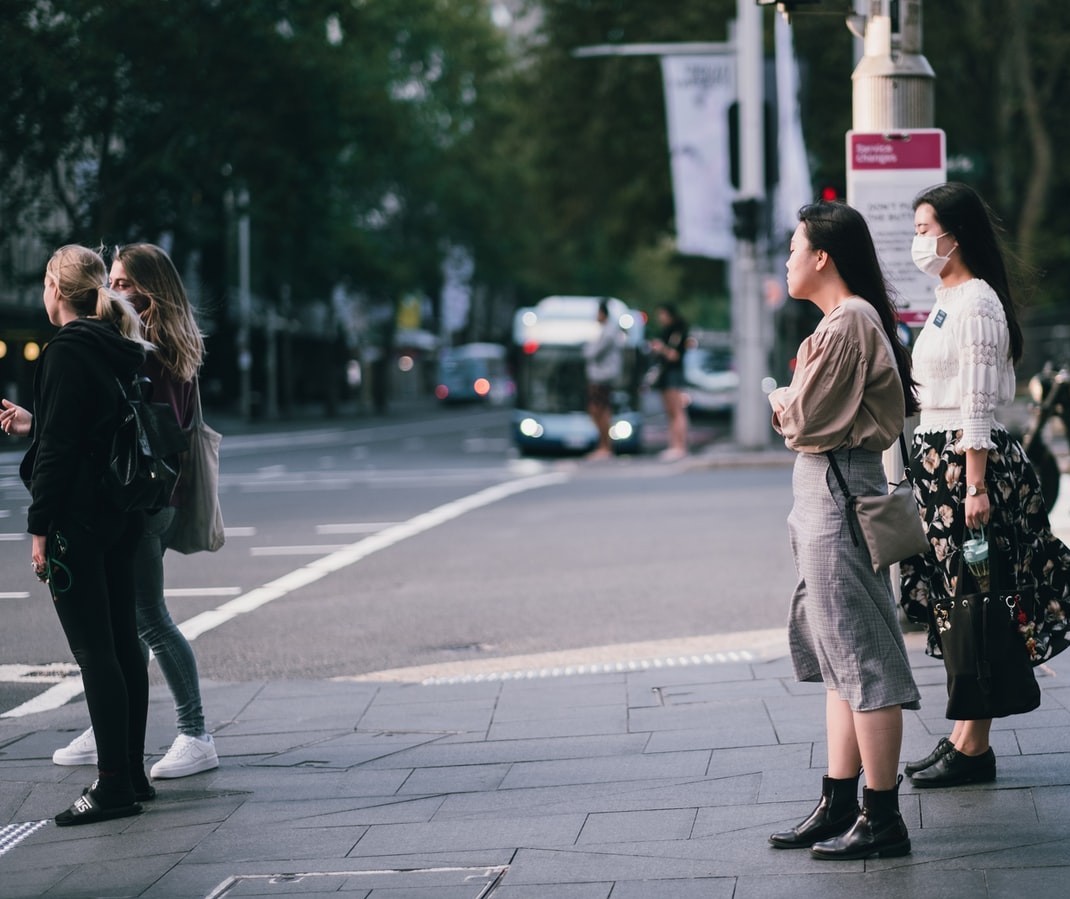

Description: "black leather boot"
810 775 911 860
769 773 860 849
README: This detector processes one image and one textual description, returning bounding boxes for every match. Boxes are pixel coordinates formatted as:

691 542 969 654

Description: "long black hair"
912 182 1023 364
798 201 919 417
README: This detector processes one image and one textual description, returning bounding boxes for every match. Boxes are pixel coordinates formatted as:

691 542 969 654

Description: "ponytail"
95 287 154 350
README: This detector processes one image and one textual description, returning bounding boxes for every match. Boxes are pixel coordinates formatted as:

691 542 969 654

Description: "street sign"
846 129 946 326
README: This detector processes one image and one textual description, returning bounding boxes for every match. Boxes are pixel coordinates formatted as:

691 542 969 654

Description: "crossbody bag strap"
898 433 910 476
824 450 861 547
189 377 204 427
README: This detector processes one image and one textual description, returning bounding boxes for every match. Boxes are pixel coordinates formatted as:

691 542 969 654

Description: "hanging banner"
772 15 813 238
660 53 736 260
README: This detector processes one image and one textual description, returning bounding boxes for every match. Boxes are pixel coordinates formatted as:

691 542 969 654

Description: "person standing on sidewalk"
900 182 1070 788
582 299 624 460
15 245 154 824
648 303 689 461
767 201 921 860
49 243 219 780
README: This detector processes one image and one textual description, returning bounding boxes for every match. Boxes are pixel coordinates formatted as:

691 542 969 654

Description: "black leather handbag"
934 534 1040 720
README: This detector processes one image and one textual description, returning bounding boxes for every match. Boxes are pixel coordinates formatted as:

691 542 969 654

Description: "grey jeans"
134 507 206 736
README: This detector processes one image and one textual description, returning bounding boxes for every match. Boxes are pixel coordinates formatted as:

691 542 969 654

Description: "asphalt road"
0 401 795 719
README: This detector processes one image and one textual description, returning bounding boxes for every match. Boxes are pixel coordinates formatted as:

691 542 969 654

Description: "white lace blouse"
911 278 1016 450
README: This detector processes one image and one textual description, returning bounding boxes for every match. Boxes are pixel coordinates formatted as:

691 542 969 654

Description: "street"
0 404 796 718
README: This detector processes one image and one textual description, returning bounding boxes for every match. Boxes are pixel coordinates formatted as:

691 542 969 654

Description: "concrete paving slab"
3 636 1070 897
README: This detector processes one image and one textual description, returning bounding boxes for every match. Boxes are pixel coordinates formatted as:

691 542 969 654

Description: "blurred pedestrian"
582 299 624 459
16 245 154 825
51 243 219 780
900 182 1070 788
648 302 689 461
767 201 920 860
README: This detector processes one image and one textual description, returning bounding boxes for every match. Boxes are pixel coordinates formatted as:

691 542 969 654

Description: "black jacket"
21 318 146 535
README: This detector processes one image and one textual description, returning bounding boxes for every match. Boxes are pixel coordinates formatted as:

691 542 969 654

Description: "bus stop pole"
732 0 770 450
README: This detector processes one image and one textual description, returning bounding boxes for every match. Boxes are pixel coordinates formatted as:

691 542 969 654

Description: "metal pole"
237 189 252 421
732 0 769 449
850 0 933 594
852 0 933 131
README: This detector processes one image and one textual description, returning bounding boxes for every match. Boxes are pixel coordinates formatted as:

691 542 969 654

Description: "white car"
682 343 738 416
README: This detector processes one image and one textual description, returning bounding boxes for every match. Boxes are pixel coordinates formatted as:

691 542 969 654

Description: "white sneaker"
150 733 219 779
52 727 97 766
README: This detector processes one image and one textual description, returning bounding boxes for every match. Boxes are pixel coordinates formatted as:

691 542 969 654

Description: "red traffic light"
820 185 839 201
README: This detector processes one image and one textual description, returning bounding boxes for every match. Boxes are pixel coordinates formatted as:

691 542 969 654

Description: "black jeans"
48 512 147 784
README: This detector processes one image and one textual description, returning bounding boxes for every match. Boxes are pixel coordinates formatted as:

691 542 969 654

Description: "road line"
347 628 791 685
249 544 350 556
316 522 398 534
0 592 30 600
2 472 569 718
164 587 243 598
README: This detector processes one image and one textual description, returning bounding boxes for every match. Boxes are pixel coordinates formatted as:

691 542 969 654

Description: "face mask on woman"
911 232 955 278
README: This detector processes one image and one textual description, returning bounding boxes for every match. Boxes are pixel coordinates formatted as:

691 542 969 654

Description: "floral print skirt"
900 427 1070 664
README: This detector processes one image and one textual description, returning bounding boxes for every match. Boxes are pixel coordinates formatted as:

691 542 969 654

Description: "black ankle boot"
769 773 860 849
810 775 911 860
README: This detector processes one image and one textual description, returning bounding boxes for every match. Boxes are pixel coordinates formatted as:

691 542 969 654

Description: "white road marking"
164 587 243 598
349 628 790 685
0 663 80 683
0 533 25 541
249 545 350 556
0 592 30 600
315 522 398 534
224 526 257 537
1 473 569 718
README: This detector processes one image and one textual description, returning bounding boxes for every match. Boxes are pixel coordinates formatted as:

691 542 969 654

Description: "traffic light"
819 184 840 202
732 198 764 242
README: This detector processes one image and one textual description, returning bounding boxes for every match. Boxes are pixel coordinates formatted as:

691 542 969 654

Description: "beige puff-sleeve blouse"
769 298 905 454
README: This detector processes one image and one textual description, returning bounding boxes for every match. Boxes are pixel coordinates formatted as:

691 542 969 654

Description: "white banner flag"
773 15 814 238
659 53 736 260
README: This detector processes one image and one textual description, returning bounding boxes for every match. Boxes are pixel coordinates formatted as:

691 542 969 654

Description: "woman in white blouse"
901 182 1070 788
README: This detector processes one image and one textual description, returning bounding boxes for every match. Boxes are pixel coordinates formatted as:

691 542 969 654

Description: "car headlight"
519 417 544 438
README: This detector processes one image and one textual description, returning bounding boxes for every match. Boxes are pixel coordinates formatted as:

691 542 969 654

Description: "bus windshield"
515 345 588 414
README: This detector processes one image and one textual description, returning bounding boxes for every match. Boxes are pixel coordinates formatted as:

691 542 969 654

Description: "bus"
511 295 645 454
435 342 513 404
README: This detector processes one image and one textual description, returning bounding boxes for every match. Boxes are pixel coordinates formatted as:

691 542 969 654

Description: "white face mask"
911 232 954 278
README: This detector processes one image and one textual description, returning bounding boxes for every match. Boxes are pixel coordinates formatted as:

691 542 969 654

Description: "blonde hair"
46 245 153 350
113 243 205 381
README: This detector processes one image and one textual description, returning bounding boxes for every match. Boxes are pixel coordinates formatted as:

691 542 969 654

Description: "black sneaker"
910 747 996 788
904 737 953 776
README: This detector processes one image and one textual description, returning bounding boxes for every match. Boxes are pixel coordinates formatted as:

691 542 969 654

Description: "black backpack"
101 375 189 512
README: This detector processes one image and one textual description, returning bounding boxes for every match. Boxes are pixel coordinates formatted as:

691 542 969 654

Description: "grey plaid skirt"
786 450 921 712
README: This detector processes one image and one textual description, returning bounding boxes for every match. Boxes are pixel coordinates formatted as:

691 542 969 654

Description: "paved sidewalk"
3 630 1070 898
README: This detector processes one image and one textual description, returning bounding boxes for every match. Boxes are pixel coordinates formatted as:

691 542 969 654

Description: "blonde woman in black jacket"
17 245 155 825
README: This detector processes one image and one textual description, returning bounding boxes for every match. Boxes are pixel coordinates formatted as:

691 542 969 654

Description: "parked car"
435 342 514 405
681 331 738 417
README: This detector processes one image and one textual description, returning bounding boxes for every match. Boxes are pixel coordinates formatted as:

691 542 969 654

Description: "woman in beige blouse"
767 201 921 860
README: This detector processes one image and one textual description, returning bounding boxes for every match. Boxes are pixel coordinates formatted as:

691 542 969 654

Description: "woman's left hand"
964 494 990 530
31 534 48 582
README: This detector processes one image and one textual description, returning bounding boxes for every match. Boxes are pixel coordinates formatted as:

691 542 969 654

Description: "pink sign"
850 132 944 171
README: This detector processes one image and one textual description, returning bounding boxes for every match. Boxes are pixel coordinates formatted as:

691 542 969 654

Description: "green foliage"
3 0 1068 346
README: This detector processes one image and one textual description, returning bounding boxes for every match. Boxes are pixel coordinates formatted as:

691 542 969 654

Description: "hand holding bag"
934 532 1040 720
825 434 928 572
168 381 225 554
